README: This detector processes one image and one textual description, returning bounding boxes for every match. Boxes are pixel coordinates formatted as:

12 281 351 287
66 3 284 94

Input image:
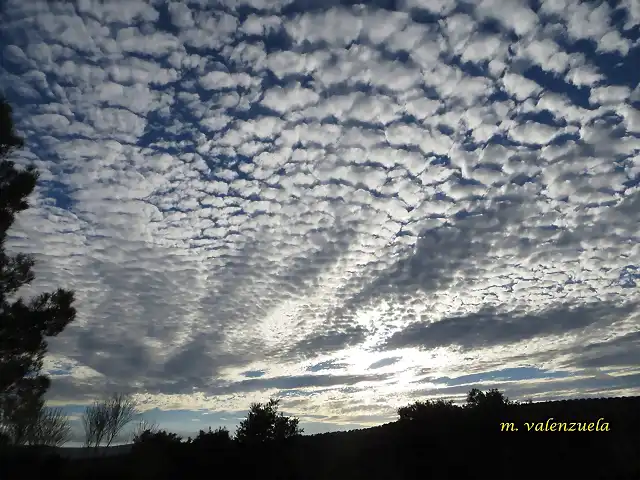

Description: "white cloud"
168 2 195 29
619 105 640 134
502 73 543 102
508 121 566 144
565 64 604 87
76 0 159 24
589 85 631 105
473 0 539 37
621 0 640 29
200 70 256 90
516 38 574 74
400 0 456 16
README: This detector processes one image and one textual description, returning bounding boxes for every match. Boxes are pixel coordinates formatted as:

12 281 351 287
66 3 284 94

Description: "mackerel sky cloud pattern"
1 0 639 437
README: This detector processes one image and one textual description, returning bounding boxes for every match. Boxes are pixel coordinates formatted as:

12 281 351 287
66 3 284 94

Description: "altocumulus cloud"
1 0 639 438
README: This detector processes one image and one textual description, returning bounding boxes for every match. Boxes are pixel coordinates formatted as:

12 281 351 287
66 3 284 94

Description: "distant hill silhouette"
51 444 133 459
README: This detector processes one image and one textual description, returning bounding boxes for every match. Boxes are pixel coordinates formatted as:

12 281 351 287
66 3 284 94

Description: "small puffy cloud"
261 83 320 113
508 121 563 144
589 85 631 105
502 73 543 102
168 2 195 29
473 0 539 37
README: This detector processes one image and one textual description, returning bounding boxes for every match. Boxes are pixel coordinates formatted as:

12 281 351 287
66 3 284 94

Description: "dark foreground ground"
2 395 639 479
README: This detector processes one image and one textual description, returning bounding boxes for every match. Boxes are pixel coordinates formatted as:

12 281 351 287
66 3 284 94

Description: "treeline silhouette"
1 388 639 480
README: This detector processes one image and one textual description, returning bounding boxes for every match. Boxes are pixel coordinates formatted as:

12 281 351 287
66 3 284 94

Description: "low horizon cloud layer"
1 0 639 441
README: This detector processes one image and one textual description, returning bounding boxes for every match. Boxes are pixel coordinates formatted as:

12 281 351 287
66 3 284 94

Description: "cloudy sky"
1 0 639 443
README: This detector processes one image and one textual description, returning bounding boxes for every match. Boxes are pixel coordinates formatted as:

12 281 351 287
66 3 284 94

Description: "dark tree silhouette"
82 393 138 449
191 426 232 449
130 428 185 479
0 99 23 159
0 381 70 447
132 429 183 448
465 387 511 409
130 418 159 443
26 406 70 447
0 96 76 445
397 398 459 421
235 398 302 446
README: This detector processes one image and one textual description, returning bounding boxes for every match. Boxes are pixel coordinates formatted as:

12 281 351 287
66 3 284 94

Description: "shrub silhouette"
465 387 511 410
82 393 138 449
130 419 159 443
132 429 182 451
130 429 184 479
235 398 303 446
398 398 459 421
191 426 232 449
1 380 70 446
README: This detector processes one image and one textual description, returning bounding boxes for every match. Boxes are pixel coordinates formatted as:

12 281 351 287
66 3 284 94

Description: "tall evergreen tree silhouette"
0 96 76 443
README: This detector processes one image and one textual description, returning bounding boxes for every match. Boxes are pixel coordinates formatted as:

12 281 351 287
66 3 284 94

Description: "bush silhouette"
235 398 303 446
191 426 232 449
133 429 182 452
466 387 511 410
82 393 138 449
398 398 459 421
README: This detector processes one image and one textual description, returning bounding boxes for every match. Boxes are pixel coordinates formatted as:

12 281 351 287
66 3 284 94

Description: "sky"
0 0 639 445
